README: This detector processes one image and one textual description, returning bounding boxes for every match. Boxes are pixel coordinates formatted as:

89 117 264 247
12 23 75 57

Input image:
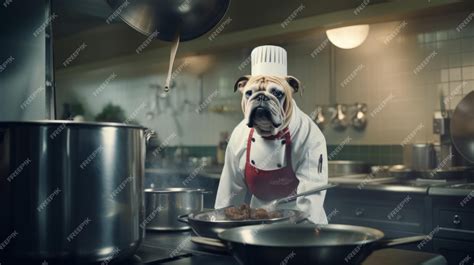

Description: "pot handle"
144 129 156 143
373 235 427 250
177 214 190 224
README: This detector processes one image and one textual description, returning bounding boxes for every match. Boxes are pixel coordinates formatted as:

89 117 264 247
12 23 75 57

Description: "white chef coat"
215 101 328 224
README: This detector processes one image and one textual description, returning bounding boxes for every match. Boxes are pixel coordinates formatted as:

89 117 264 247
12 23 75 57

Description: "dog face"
234 75 300 137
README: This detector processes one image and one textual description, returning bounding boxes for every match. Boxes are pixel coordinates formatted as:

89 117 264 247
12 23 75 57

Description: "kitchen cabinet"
325 184 474 264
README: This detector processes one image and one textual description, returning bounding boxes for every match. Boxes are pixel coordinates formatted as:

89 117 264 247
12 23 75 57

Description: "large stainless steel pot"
0 121 149 263
144 188 207 231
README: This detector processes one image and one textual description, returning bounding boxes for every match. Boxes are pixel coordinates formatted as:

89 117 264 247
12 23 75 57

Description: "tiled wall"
56 11 474 164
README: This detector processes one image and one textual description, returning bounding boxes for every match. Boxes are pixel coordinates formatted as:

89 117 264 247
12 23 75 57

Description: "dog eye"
270 89 284 99
245 90 253 98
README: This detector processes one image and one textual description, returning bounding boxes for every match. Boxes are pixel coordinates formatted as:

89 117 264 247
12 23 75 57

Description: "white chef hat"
251 45 287 77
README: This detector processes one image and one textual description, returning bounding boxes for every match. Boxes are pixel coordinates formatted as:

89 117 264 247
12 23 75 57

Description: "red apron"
244 128 299 201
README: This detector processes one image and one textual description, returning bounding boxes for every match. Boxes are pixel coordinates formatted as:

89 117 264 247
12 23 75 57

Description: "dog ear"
286 76 300 93
234 76 250 93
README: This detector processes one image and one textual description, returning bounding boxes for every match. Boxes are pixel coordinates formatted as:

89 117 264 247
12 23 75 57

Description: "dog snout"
255 93 269 102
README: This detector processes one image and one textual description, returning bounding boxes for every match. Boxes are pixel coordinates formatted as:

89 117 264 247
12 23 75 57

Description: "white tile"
462 66 474 79
450 81 464 95
464 80 474 95
441 69 449 82
449 67 462 81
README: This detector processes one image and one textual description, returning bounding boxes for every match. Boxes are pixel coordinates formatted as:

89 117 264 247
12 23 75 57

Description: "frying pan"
178 208 309 239
219 223 427 265
451 91 474 164
178 184 337 238
106 0 231 41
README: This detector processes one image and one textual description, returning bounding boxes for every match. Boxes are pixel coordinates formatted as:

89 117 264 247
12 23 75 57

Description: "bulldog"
215 45 328 224
235 75 300 137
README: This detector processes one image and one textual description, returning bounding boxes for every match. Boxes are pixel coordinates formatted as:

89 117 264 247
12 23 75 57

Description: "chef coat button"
277 163 282 168
281 140 286 145
251 160 255 165
252 138 255 142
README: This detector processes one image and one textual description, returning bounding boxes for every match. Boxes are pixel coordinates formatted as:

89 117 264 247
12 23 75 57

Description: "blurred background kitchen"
1 0 474 263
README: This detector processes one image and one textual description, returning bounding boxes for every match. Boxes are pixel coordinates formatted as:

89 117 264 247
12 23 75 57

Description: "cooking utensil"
331 104 348 131
0 121 151 263
418 166 472 180
106 0 231 42
269 183 338 209
451 91 474 163
411 143 437 170
178 208 308 239
351 103 367 130
388 164 414 179
219 223 427 265
144 188 209 231
328 160 371 177
312 106 326 128
177 184 335 239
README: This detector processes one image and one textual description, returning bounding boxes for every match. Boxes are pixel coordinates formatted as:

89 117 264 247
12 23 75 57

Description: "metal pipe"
45 0 56 119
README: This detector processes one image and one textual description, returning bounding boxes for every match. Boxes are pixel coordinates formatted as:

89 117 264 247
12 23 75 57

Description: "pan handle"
373 235 427 250
177 214 190 224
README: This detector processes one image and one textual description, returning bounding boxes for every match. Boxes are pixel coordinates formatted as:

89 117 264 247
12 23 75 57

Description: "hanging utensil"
451 91 474 163
106 0 231 42
351 103 367 130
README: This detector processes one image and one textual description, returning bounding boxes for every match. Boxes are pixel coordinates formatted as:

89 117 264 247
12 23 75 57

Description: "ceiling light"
326 24 370 49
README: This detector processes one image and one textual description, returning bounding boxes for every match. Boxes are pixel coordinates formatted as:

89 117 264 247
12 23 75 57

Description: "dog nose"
256 94 269 102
